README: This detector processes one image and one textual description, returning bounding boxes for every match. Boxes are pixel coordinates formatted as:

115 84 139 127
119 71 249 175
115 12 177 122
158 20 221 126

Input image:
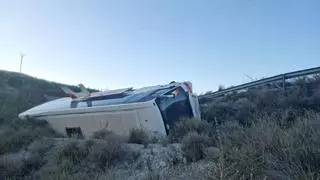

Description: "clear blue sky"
1 0 319 93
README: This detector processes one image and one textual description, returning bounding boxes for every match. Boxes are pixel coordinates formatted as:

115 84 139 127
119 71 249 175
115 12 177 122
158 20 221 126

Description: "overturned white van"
19 81 201 137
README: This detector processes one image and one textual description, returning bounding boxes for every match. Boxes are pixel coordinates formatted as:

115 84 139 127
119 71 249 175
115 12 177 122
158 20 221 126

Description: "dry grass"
213 113 320 180
0 138 54 179
128 128 149 145
169 118 213 142
57 141 88 164
92 129 113 139
181 132 210 162
0 119 59 155
87 139 124 169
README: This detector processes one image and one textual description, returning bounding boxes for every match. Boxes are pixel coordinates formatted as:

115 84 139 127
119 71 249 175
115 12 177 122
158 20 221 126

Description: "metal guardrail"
200 66 320 99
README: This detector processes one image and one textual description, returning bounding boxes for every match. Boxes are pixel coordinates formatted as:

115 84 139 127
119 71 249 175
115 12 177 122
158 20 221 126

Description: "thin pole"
19 54 25 73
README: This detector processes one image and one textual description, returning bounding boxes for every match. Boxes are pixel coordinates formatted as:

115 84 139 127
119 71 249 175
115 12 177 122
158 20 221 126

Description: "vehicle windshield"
155 87 193 134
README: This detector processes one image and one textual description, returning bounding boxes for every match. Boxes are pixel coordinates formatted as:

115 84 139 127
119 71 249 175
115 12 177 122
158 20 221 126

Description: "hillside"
0 70 95 121
1 70 320 180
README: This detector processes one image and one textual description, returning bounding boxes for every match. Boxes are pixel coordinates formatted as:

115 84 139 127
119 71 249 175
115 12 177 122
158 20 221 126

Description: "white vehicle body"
19 81 201 137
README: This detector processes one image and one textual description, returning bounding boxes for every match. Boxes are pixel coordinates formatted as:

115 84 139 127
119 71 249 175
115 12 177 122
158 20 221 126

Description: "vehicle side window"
77 101 88 108
71 100 92 108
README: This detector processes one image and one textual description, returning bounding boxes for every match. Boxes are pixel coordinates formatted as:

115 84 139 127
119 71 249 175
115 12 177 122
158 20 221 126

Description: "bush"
42 159 94 180
92 129 128 143
201 75 320 127
22 154 44 177
0 127 34 154
181 132 210 162
92 129 113 139
169 118 213 142
57 141 88 164
214 113 320 179
0 154 25 178
0 119 59 155
0 139 53 179
204 146 220 161
28 138 54 156
57 137 126 170
42 160 112 180
201 102 237 124
87 139 123 169
128 128 149 145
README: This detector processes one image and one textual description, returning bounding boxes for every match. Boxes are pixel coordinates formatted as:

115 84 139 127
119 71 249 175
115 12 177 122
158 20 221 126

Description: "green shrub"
214 113 320 179
204 146 220 161
57 138 125 170
146 169 161 180
181 132 209 162
0 118 59 155
43 160 90 180
201 102 237 124
57 141 88 164
43 161 111 180
201 75 320 127
92 129 113 139
128 128 149 145
87 140 123 169
0 127 34 154
28 138 54 156
22 138 55 177
22 154 44 177
0 138 53 180
92 129 128 143
169 118 212 142
0 154 25 178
